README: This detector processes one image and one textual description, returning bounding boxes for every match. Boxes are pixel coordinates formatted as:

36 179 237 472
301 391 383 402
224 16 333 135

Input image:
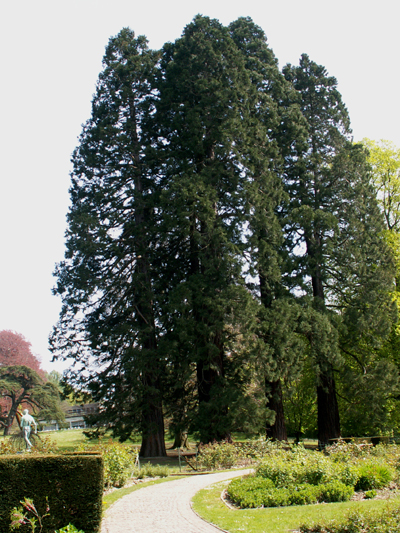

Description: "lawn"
192 480 400 533
0 428 143 452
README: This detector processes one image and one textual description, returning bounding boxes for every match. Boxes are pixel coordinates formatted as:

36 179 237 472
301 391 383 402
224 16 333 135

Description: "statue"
20 409 37 451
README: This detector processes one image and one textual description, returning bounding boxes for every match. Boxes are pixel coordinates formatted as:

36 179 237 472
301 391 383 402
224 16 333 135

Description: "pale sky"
1 0 399 373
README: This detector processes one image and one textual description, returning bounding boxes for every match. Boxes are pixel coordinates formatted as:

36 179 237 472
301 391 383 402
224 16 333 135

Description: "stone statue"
20 409 37 451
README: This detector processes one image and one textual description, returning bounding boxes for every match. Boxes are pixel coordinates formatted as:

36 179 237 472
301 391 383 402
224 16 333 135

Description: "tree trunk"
317 366 341 447
265 379 288 441
196 354 230 443
140 390 166 457
170 430 189 449
308 236 341 447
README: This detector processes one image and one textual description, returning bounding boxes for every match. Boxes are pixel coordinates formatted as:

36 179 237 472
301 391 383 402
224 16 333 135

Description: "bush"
0 434 57 455
56 527 85 533
317 481 354 503
131 462 168 479
78 439 136 487
232 438 291 460
197 441 239 470
336 463 359 487
0 454 103 533
228 476 275 507
102 443 132 487
256 452 342 487
227 477 353 509
355 461 393 491
256 458 298 487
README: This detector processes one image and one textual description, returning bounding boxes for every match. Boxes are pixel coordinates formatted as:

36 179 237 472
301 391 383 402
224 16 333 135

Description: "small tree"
0 366 64 436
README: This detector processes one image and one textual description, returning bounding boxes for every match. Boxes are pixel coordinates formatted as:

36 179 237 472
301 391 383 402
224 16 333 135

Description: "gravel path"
101 469 252 533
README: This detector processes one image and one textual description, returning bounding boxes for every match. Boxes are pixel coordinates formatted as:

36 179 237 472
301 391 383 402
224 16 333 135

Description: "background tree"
0 365 64 435
362 139 400 232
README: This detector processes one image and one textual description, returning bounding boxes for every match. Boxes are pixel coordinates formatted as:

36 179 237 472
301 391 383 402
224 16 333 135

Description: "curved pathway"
101 469 251 533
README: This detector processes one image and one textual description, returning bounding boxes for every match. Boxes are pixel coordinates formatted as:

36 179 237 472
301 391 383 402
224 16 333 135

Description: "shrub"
0 435 57 455
102 443 132 487
256 452 341 487
336 463 359 487
78 439 136 487
131 462 168 479
227 477 352 509
232 438 293 460
56 527 85 533
287 485 320 506
228 476 275 506
355 461 393 491
325 440 371 463
0 454 103 533
256 458 298 487
197 441 239 470
316 481 354 503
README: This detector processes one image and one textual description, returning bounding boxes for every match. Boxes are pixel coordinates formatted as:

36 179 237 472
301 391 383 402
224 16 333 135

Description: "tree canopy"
0 365 64 436
51 16 398 454
0 330 43 375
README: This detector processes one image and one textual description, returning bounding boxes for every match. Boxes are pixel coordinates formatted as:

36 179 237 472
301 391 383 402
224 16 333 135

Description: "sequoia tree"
153 16 258 442
50 29 166 456
283 56 396 444
228 18 307 441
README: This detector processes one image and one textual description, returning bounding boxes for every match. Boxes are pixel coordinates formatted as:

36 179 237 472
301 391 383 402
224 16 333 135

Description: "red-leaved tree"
0 331 44 432
0 330 43 373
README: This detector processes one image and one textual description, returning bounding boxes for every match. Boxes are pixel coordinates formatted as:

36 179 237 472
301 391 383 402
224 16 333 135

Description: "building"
38 403 99 431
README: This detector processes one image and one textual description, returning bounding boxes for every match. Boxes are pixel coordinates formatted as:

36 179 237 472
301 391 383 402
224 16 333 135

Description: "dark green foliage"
0 454 103 533
229 17 308 440
281 55 396 444
154 15 263 442
50 29 166 456
51 15 398 448
197 441 239 470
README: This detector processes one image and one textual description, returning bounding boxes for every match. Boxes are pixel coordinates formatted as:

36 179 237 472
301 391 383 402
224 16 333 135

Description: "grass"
191 480 400 533
1 428 141 452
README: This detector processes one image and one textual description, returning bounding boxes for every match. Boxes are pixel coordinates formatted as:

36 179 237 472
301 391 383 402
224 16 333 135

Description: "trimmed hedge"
0 454 103 533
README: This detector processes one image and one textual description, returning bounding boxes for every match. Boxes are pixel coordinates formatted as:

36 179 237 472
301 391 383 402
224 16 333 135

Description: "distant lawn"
0 429 197 474
192 480 400 533
0 428 141 452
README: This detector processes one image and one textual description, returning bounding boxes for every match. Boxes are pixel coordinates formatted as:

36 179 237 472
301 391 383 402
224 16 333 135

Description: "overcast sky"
1 0 399 373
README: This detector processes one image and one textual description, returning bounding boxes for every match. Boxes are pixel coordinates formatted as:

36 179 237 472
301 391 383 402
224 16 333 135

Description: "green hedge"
228 477 354 508
0 454 103 533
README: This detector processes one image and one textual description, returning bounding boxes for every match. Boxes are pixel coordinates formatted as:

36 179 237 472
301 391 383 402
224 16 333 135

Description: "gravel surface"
101 469 252 533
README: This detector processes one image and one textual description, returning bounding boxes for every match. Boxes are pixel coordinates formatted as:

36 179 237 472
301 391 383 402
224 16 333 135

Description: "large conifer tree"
50 29 166 456
283 56 396 445
153 15 258 442
229 18 307 440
